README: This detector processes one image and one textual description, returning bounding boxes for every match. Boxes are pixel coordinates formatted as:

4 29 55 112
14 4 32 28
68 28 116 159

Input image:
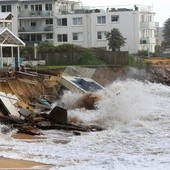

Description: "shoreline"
0 156 54 169
0 133 54 170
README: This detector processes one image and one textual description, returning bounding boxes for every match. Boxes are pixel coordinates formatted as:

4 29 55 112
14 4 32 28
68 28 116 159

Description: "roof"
0 12 13 20
0 28 25 47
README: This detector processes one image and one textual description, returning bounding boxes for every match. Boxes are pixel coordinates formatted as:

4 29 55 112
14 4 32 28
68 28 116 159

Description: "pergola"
0 27 25 68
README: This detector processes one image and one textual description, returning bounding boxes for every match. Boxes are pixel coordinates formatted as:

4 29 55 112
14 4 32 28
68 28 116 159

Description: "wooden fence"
38 51 129 66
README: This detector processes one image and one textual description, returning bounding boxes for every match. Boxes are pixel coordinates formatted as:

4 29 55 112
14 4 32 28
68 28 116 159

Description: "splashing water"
0 79 170 170
61 79 169 128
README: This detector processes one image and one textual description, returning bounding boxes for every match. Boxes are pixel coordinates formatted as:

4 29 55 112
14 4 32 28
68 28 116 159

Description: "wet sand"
12 132 46 140
0 156 53 169
0 133 54 169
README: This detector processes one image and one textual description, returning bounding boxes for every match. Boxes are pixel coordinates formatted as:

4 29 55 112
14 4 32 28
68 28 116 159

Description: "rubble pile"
0 67 105 136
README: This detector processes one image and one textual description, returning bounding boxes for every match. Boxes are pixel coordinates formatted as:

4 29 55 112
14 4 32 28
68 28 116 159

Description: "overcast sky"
80 0 170 27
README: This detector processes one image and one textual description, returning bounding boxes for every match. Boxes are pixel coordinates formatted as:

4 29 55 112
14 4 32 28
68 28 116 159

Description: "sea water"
0 79 169 170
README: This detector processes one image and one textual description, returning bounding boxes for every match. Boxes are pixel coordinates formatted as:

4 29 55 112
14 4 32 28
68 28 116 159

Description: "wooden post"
0 46 3 68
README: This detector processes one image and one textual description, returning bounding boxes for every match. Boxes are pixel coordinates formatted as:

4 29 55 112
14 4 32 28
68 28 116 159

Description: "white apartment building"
0 0 156 54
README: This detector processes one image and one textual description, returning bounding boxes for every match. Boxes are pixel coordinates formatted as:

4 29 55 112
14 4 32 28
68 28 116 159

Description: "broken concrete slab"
58 76 104 93
7 93 19 104
18 108 32 118
48 105 67 124
76 66 96 78
0 92 20 117
63 66 96 78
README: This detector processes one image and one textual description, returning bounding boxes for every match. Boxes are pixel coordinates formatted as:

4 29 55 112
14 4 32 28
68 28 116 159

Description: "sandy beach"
0 133 53 170
0 156 53 169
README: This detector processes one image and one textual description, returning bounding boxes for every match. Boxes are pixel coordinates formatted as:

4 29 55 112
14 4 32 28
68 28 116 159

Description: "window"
31 22 36 26
97 31 106 40
35 4 42 11
73 33 83 41
31 34 36 41
140 15 144 22
24 5 28 9
45 4 52 11
46 33 53 40
30 34 42 42
57 18 67 26
37 34 42 41
111 15 119 22
1 5 11 12
140 40 147 44
46 19 53 25
57 34 68 42
97 16 106 24
31 5 34 11
72 17 82 26
31 4 42 11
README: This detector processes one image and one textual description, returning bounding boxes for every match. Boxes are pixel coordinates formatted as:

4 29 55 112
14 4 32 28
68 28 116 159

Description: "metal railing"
18 10 53 18
18 25 53 32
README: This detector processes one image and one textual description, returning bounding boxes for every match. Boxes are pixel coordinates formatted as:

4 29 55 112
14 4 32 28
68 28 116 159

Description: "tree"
106 28 126 51
20 46 34 60
37 43 56 54
163 18 170 48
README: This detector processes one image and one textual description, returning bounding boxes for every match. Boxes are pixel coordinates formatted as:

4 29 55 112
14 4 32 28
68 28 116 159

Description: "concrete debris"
0 67 105 136
48 105 67 124
18 108 32 119
0 92 20 117
0 91 103 136
63 66 96 78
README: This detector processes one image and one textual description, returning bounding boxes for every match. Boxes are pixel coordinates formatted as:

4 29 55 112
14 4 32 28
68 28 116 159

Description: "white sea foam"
0 80 169 170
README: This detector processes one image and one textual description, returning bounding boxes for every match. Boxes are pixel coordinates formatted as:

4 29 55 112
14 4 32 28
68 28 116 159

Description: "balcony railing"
18 25 53 33
18 10 53 18
25 40 54 45
140 22 155 30
140 37 155 44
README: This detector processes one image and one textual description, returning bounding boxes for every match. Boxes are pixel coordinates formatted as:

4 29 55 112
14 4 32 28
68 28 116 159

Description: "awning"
0 28 25 47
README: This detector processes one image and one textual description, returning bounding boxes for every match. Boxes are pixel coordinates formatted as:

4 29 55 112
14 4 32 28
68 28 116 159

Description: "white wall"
7 0 156 54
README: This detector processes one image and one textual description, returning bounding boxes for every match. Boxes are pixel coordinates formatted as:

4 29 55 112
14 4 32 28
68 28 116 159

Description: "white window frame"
72 17 82 26
45 4 52 11
57 34 68 42
57 18 67 26
97 31 106 40
24 5 28 9
46 19 53 25
72 32 83 41
30 21 36 27
46 33 53 40
31 4 42 11
97 16 106 24
1 5 11 12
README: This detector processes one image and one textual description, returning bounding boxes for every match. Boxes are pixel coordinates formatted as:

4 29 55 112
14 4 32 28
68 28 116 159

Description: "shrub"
37 43 56 54
128 55 147 69
78 49 103 65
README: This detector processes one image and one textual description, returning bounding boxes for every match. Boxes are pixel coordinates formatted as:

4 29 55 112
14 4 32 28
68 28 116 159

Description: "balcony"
18 25 53 33
140 37 155 44
25 40 54 46
18 10 53 18
140 22 155 30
